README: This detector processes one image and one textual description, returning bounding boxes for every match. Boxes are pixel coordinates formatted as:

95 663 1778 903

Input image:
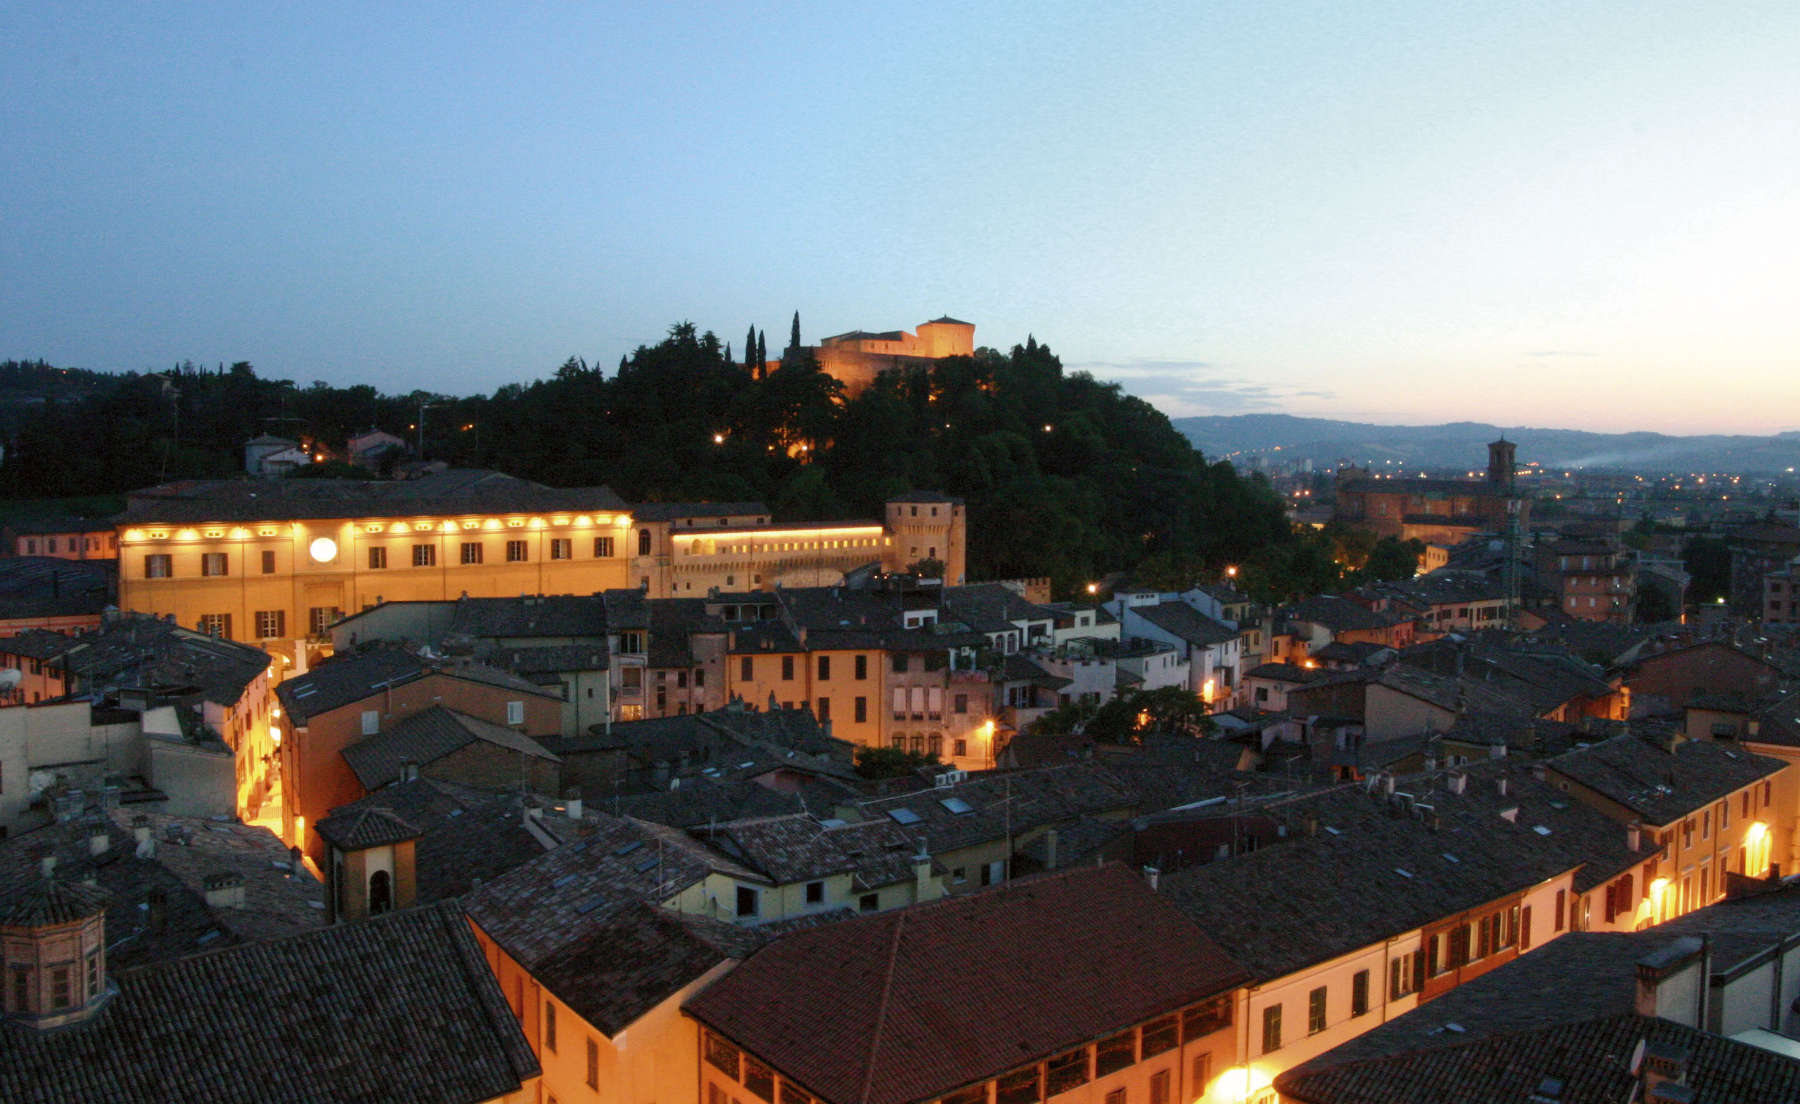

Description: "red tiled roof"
684 863 1248 1104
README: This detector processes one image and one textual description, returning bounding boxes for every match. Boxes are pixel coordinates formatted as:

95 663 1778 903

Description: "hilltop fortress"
806 316 975 395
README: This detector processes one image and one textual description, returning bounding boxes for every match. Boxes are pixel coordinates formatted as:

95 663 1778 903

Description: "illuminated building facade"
1542 731 1793 926
115 471 635 663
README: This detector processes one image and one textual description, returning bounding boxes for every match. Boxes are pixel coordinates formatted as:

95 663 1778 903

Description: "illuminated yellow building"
114 474 968 679
115 471 634 662
1541 731 1792 926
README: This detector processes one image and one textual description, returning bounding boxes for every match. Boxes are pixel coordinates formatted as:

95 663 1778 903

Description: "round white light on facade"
309 537 338 563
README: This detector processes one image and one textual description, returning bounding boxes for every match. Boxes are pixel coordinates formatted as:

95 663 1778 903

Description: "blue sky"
4 3 1796 434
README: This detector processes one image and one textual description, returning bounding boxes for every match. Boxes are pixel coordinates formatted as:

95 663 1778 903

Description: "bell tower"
1487 438 1517 491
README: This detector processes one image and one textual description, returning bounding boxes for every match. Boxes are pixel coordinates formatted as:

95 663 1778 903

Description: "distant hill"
1173 414 1800 474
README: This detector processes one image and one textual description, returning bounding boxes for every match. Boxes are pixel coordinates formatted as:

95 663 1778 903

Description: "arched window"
369 869 393 915
638 529 652 556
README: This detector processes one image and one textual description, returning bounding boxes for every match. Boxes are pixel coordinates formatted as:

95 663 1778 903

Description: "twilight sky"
4 3 1797 435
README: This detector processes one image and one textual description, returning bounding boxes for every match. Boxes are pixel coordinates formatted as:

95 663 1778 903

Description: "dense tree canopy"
0 330 1305 598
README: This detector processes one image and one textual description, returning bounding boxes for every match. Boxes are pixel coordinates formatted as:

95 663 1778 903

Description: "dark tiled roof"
602 587 650 631
44 613 270 708
0 902 539 1104
482 642 609 675
1278 1012 1800 1104
707 815 934 887
685 864 1249 1104
277 650 554 724
1158 762 1653 981
275 647 425 722
464 813 749 969
120 811 324 945
1288 595 1404 632
1545 733 1786 826
340 705 559 790
1133 601 1239 646
449 594 607 639
0 557 113 622
614 777 809 829
852 763 1138 856
117 468 626 524
314 806 421 850
535 902 763 1037
0 876 110 926
0 821 246 971
320 778 547 903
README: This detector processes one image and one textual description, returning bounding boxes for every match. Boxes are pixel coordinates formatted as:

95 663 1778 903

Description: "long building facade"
113 471 965 669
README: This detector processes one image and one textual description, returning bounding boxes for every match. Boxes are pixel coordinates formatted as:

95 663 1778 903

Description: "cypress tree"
789 311 801 352
746 324 758 370
757 330 767 369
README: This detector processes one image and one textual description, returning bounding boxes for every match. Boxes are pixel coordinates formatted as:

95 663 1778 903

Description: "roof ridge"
433 900 543 1084
857 909 909 1104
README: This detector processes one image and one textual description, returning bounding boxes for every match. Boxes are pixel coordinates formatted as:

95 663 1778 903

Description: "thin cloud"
1070 358 1336 416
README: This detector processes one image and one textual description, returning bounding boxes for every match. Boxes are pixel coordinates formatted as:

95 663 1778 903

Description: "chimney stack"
565 787 583 820
39 855 57 879
1143 865 1160 890
1044 828 1059 871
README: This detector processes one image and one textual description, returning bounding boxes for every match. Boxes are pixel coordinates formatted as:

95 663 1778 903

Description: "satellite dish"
0 669 22 691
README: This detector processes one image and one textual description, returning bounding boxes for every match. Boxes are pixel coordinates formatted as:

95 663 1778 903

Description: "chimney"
1143 865 1160 890
1044 828 1059 871
87 824 110 856
1628 824 1643 851
914 843 939 902
1447 771 1467 795
289 846 305 877
39 855 57 879
1639 1039 1693 1101
203 871 246 910
399 758 419 783
1495 776 1508 797
565 787 583 820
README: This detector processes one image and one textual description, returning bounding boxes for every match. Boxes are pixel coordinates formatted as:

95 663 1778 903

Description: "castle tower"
1 865 113 1030
1487 438 1517 491
884 493 967 585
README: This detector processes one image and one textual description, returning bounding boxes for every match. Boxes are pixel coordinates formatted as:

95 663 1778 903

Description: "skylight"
888 807 923 826
938 797 975 815
635 856 660 873
575 894 607 915
612 839 646 857
1534 825 1552 836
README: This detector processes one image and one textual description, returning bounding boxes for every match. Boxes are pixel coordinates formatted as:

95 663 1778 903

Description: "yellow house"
1541 730 1791 924
115 471 634 664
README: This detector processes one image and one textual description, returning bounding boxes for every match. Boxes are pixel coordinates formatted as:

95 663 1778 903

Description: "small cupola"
314 807 421 924
1 865 114 1030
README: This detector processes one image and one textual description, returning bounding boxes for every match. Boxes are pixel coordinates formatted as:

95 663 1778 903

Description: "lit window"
201 552 228 577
